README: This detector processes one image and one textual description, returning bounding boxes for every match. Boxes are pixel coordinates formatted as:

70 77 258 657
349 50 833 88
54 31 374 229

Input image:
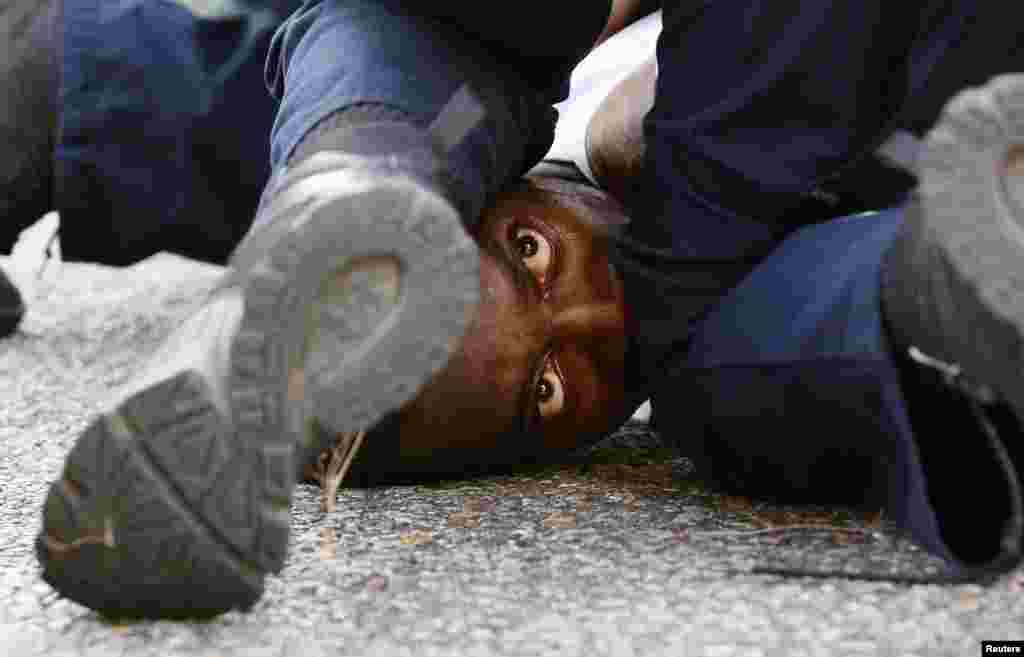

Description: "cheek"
540 347 628 450
401 300 530 435
477 250 516 308
456 322 533 409
447 321 506 396
463 254 541 392
585 249 624 304
396 347 521 452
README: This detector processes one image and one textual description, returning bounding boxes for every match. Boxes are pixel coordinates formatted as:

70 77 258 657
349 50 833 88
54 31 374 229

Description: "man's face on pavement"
360 176 631 475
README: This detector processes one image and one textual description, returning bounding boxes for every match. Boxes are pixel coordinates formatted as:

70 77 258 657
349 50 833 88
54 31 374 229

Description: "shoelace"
308 430 367 513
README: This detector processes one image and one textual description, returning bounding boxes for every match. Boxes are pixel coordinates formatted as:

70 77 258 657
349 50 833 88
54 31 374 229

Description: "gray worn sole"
36 167 479 618
883 74 1024 420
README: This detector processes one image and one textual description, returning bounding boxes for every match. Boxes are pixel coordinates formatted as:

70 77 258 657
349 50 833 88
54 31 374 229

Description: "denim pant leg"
653 207 961 569
56 0 293 265
262 0 574 230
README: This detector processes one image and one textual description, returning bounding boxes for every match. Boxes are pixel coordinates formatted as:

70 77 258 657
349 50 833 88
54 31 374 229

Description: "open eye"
536 361 566 420
513 226 553 285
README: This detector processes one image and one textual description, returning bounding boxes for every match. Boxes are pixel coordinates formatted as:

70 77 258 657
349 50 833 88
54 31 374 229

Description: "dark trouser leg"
615 0 1006 379
55 0 290 266
631 0 1024 579
664 206 1022 579
895 7 1024 136
0 0 57 336
398 0 609 93
0 0 57 253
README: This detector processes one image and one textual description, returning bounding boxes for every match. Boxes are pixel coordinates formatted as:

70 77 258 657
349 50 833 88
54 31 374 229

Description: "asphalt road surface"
1 239 1022 657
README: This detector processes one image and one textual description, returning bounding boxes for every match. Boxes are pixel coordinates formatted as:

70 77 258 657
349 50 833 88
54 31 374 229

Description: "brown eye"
513 227 553 284
536 363 565 420
516 232 539 257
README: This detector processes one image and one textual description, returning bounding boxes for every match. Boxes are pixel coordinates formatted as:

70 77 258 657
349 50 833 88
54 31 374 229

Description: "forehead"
485 176 630 236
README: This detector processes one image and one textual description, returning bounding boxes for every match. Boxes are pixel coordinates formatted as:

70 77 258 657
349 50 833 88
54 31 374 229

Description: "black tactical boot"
882 74 1024 578
36 114 481 618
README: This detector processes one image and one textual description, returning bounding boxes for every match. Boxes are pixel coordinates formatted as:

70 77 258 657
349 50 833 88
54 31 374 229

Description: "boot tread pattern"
38 169 479 618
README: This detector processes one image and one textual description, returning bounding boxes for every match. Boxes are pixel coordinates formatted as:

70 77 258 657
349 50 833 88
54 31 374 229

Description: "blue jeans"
261 0 590 228
55 0 298 265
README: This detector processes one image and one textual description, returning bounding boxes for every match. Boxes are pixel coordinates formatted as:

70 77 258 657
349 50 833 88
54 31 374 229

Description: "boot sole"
36 168 479 618
883 74 1024 419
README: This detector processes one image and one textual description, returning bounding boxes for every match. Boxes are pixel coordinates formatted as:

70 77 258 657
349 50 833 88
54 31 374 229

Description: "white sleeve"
543 10 662 186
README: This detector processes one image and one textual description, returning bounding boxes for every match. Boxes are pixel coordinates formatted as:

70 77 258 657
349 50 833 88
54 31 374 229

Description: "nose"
470 250 550 355
551 302 626 341
478 249 528 309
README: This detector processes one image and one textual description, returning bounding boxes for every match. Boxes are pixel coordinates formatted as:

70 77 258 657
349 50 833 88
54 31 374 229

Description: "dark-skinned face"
348 176 631 479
